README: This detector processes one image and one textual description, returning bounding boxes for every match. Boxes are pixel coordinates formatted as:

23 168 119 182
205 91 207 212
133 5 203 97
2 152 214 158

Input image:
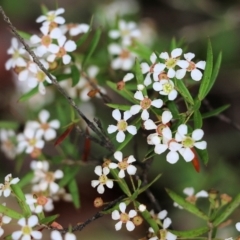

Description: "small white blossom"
51 230 76 240
107 109 137 143
61 23 89 36
0 174 20 197
236 222 240 232
36 8 65 26
91 166 113 194
112 202 137 231
159 48 188 78
11 215 42 240
0 129 17 159
176 52 206 81
138 204 146 212
0 203 12 237
130 91 163 120
109 151 137 178
175 124 207 162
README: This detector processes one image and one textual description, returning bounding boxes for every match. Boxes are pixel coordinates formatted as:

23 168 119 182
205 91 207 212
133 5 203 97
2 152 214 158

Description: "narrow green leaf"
194 99 201 111
17 30 31 40
166 101 179 119
128 41 152 60
116 118 141 152
82 28 101 67
40 214 59 225
171 226 209 238
55 73 72 81
213 193 240 226
40 4 48 14
71 65 80 87
138 173 161 194
0 203 23 219
135 58 147 96
59 166 80 188
68 178 80 209
106 81 135 103
18 171 34 188
195 148 208 165
170 38 177 50
198 40 213 100
174 79 194 105
166 188 209 220
18 87 38 102
11 184 32 217
106 103 130 111
202 104 230 119
193 109 202 129
0 121 19 130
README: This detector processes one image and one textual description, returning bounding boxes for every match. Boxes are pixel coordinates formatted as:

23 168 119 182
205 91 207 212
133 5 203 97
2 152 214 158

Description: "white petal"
158 210 167 219
109 30 120 39
192 129 204 141
171 48 182 58
177 60 189 68
127 165 137 175
123 110 132 121
154 63 165 73
114 151 123 162
123 73 134 82
144 119 157 130
109 163 118 169
168 89 178 100
118 170 125 178
64 40 77 52
126 126 137 135
140 62 150 74
112 109 121 121
39 110 49 123
141 109 149 120
116 131 125 142
194 141 207 150
119 202 126 213
166 151 179 164
97 184 105 194
154 144 168 155
107 125 118 134
178 124 188 135
127 155 136 163
62 55 71 65
163 217 172 229
54 170 63 179
143 73 152 86
162 111 173 124
134 91 144 101
183 187 194 196
128 210 137 218
65 233 76 240
150 52 157 63
191 69 202 81
115 221 122 231
160 52 169 60
106 180 114 188
28 215 38 227
91 180 100 188
11 230 23 239
44 129 56 141
176 69 186 79
236 222 240 232
130 105 141 115
167 68 175 78
196 61 206 70
31 231 42 239
184 52 195 61
179 148 194 162
196 190 208 198
151 99 163 108
126 221 135 231
94 166 102 176
30 35 41 44
112 210 120 220
108 44 121 54
153 82 162 91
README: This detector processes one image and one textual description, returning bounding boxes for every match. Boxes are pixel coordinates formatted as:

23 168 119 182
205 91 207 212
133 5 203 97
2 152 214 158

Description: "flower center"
117 120 128 131
162 82 173 94
157 72 168 81
156 124 166 136
121 29 130 37
41 35 52 47
45 172 55 183
182 136 194 148
118 157 129 170
13 50 20 59
28 138 37 146
186 195 197 204
47 14 56 22
120 50 130 59
140 97 151 110
99 175 108 184
22 225 32 235
165 58 178 69
49 22 58 32
187 61 195 72
37 196 48 206
36 70 46 82
41 123 49 131
56 47 66 58
120 213 129 223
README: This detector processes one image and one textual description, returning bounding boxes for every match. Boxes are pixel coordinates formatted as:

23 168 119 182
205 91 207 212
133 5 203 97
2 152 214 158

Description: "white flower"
0 203 12 237
5 38 27 70
60 23 89 36
112 202 137 231
141 53 165 86
51 230 76 240
109 20 141 46
138 204 146 212
0 174 20 197
30 26 62 57
107 109 137 143
91 166 113 194
130 91 163 120
11 215 42 240
17 128 45 154
47 35 77 65
159 48 188 78
109 151 137 178
36 8 65 26
153 79 178 101
176 52 206 81
108 43 135 70
27 109 60 141
175 124 207 162
0 129 17 159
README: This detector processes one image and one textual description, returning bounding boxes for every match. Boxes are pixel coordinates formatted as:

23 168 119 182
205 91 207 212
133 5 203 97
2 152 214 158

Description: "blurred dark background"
1 0 240 239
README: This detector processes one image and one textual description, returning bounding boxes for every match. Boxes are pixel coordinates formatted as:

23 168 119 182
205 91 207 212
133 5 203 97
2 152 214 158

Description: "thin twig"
0 6 114 153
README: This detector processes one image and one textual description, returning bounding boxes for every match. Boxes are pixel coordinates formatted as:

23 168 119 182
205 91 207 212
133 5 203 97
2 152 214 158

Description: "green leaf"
198 40 213 100
171 226 209 238
195 148 208 165
106 81 135 103
40 4 48 14
116 118 141 152
166 101 179 119
205 51 222 98
71 65 80 87
193 109 202 129
17 30 31 40
11 184 32 217
166 188 209 220
202 104 230 119
128 41 152 60
55 73 72 81
40 214 59 225
106 103 130 111
0 203 23 219
138 173 161 194
0 121 19 130
18 171 34 188
174 79 194 105
82 28 101 67
170 38 177 50
18 87 38 102
59 166 80 188
68 178 80 208
213 193 240 226
135 58 147 96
